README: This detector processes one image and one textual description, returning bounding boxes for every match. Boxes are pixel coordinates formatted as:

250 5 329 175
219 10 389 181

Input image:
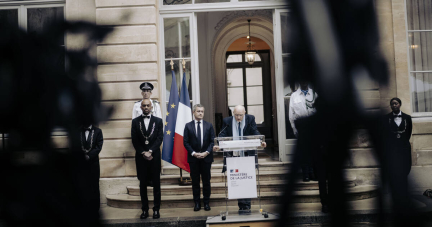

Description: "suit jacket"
384 112 412 147
219 114 261 137
79 126 103 180
183 120 215 163
131 115 164 180
383 112 412 175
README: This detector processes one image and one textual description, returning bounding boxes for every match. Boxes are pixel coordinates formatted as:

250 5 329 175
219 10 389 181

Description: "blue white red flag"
172 72 192 172
162 70 179 164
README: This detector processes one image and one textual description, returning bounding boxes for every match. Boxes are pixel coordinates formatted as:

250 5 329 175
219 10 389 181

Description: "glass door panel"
0 9 18 28
164 17 190 58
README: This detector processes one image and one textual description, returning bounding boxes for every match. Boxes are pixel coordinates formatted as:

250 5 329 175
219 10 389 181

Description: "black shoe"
204 203 211 211
153 210 160 219
194 202 201 211
140 210 149 219
303 176 310 182
322 205 329 213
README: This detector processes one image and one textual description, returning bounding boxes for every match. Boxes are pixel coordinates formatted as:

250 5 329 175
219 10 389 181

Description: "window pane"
0 9 18 28
228 87 244 106
246 86 263 105
165 60 192 101
27 7 64 45
247 105 264 124
227 68 243 87
255 54 261 62
406 0 432 31
281 12 290 54
411 73 432 112
164 17 190 58
163 0 191 5
408 32 432 71
246 67 262 86
227 54 242 63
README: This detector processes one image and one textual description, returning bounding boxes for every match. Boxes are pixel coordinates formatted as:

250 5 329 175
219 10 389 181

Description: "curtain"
407 0 432 112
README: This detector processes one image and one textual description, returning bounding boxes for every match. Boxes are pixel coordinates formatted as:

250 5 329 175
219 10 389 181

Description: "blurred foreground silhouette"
0 22 112 226
278 0 424 226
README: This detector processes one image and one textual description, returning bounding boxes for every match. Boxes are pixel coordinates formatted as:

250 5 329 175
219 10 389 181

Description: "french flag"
172 73 192 172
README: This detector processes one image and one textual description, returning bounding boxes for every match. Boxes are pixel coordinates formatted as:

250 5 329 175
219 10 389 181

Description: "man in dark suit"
213 105 266 212
183 104 215 212
131 99 164 219
79 124 104 216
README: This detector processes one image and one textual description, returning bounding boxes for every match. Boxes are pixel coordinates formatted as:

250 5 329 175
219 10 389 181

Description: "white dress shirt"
288 87 317 135
393 111 402 127
85 125 92 141
132 99 162 119
143 114 151 130
191 119 209 157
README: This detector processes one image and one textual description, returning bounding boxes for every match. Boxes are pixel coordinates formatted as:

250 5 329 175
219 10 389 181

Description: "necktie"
238 122 241 137
197 122 202 149
393 115 401 119
143 115 150 119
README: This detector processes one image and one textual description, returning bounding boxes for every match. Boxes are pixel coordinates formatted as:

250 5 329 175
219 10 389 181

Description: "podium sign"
226 156 257 199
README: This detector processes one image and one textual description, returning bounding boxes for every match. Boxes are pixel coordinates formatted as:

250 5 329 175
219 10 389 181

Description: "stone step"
127 178 356 196
414 147 432 166
106 185 378 209
162 161 291 175
159 170 288 185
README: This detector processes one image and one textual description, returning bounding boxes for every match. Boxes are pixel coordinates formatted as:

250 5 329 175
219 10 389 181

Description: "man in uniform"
131 99 164 219
132 82 162 119
213 105 266 213
183 104 215 212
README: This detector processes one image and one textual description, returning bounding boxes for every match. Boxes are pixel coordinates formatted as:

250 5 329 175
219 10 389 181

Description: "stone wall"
66 0 160 178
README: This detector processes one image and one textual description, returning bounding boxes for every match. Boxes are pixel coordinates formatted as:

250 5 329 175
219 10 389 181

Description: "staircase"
106 152 379 209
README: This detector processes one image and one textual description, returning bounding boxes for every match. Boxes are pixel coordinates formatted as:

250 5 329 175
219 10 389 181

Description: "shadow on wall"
0 21 112 226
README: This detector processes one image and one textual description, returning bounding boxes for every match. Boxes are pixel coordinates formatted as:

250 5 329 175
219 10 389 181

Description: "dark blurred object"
423 189 432 198
276 0 417 226
0 21 112 226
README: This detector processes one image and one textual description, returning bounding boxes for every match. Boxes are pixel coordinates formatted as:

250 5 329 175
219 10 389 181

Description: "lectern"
214 135 268 220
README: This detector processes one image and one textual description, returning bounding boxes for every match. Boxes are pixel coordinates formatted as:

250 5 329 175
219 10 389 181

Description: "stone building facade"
1 0 432 204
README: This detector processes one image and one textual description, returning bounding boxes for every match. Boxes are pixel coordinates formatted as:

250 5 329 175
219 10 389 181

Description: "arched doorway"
211 17 278 156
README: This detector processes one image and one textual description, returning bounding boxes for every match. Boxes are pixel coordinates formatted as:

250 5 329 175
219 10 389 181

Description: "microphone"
218 124 229 137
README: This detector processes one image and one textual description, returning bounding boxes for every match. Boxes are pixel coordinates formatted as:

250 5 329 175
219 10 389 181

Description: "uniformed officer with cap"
132 82 162 119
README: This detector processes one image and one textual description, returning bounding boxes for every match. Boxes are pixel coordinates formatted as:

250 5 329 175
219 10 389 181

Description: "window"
406 0 432 113
0 2 65 68
163 16 193 102
226 52 265 124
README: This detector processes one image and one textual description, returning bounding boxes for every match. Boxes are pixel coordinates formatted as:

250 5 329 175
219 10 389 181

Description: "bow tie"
84 128 90 132
393 115 401 119
143 115 150 119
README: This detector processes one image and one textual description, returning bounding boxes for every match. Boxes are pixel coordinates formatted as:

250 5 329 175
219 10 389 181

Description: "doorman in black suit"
383 97 412 217
79 124 103 216
183 104 215 211
131 99 164 219
213 105 266 212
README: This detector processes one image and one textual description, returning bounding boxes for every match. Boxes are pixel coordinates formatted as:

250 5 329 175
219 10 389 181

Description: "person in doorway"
183 104 215 212
131 99 164 219
132 82 162 119
213 105 266 213
288 80 318 182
